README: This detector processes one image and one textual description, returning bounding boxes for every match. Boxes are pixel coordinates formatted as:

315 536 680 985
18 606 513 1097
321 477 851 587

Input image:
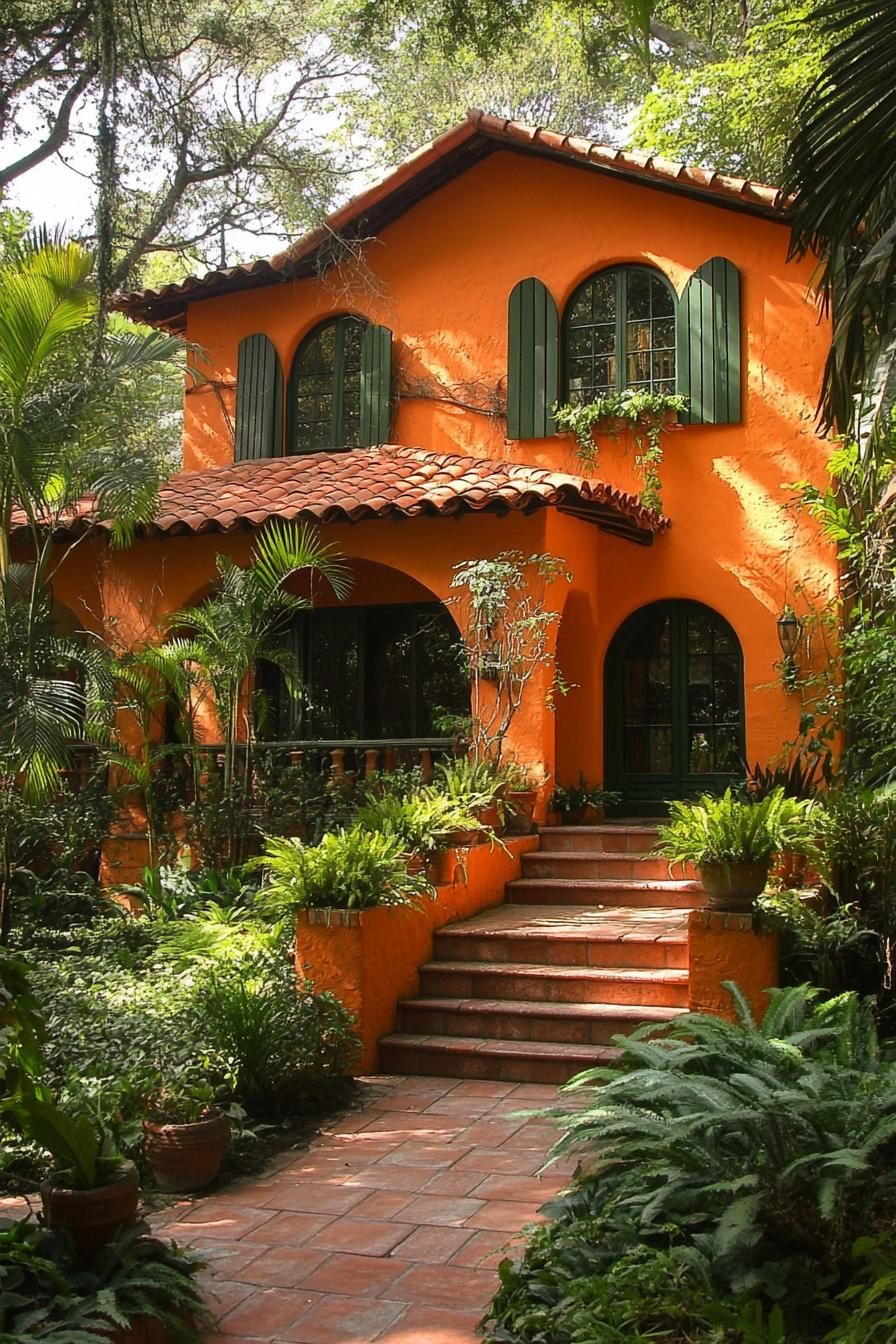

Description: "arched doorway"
604 600 744 815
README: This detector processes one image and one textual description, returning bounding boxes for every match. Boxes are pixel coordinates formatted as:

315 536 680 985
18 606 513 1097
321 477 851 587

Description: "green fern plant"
654 786 817 869
541 985 896 1302
252 827 432 912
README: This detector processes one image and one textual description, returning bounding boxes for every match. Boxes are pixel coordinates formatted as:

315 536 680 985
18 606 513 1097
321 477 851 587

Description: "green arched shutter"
507 278 559 439
359 324 393 446
234 333 282 460
676 257 741 424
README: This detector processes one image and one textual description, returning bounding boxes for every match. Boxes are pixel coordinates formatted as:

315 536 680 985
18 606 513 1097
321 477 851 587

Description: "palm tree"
160 520 351 864
784 0 896 445
0 230 186 939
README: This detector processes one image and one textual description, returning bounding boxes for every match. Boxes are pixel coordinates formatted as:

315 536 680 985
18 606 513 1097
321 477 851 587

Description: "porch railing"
156 737 456 792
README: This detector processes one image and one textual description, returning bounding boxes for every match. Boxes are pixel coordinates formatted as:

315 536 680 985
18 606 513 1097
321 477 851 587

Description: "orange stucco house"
69 109 834 811
43 111 840 1075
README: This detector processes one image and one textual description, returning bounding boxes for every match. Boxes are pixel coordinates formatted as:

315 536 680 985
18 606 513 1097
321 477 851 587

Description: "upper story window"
563 266 676 402
287 314 366 455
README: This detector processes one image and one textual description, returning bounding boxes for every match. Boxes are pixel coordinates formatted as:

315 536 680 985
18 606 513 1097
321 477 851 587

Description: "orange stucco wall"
295 836 539 1073
53 145 836 795
687 910 780 1022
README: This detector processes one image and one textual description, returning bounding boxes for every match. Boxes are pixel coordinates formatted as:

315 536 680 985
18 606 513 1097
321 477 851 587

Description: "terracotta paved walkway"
154 1075 576 1344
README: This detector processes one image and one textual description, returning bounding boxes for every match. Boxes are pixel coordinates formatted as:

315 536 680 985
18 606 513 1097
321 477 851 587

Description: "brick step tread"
437 907 689 942
532 849 675 862
399 996 685 1022
424 959 689 983
379 1033 621 1065
545 824 661 834
512 875 702 892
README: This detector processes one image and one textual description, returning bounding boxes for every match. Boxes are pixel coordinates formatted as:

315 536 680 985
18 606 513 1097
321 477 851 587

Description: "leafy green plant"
194 949 358 1117
433 756 502 811
759 888 880 997
654 786 816 870
139 1062 232 1125
253 828 433 911
546 986 896 1301
822 1235 896 1343
7 1090 126 1190
0 952 44 1096
745 747 832 801
553 389 687 512
355 789 478 858
550 775 620 817
0 1216 212 1344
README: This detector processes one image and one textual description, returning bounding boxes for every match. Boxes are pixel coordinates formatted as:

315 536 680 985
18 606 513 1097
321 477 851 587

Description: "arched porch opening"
259 557 470 777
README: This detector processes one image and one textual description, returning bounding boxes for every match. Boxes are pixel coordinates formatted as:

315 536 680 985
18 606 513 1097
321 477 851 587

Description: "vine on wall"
553 390 688 513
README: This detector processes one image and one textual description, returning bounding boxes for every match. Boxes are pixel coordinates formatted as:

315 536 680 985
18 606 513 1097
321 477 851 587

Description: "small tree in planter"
447 551 571 770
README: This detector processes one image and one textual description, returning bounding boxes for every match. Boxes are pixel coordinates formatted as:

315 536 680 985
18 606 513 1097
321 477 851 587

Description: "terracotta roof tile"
14 448 667 545
115 110 788 330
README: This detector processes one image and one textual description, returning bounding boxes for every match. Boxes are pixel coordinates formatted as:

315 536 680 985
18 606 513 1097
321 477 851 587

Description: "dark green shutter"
507 277 559 439
234 333 282 460
676 257 741 424
359 324 392 446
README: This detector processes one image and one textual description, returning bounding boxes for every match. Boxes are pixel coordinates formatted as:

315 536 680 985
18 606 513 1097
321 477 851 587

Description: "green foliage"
654 787 816 868
550 775 620 816
553 390 687 512
0 952 43 1095
193 950 357 1118
823 1236 896 1343
139 1061 232 1125
758 888 879 998
0 1217 212 1344
486 986 896 1343
433 757 503 811
745 747 832 801
355 788 478 857
254 828 432 912
813 791 896 986
7 1092 126 1191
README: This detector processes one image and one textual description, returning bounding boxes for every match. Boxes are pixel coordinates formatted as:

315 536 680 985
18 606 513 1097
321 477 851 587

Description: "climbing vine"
553 389 688 513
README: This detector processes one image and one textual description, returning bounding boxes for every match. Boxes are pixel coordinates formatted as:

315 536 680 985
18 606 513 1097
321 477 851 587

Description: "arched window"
287 315 365 455
564 266 676 403
604 600 744 814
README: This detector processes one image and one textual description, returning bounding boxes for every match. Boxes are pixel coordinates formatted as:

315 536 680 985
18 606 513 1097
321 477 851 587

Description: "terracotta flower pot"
404 852 425 876
475 802 501 835
446 827 479 849
41 1161 139 1262
699 860 772 913
143 1110 231 1193
505 789 537 834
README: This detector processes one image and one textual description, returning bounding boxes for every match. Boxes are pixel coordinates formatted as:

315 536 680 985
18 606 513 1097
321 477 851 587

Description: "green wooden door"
604 600 744 815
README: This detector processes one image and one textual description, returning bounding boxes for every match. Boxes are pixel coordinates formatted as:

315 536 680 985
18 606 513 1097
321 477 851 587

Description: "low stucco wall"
295 836 539 1072
687 909 780 1024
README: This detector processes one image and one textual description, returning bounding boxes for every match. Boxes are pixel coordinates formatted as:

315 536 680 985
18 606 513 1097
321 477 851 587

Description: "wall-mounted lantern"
776 606 803 687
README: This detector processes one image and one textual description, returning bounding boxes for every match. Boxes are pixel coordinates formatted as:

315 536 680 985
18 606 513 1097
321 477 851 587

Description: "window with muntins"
263 604 469 741
564 266 676 402
288 314 365 454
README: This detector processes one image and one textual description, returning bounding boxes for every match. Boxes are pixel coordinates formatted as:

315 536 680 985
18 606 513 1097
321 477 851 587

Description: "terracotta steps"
377 822 702 1084
508 876 704 909
377 1033 621 1086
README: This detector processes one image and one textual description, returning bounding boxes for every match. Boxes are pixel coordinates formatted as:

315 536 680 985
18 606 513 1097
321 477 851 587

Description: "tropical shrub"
550 776 620 817
484 986 896 1343
759 887 880 998
654 787 816 869
744 747 832 801
194 949 357 1117
254 828 433 911
433 756 502 810
0 1217 212 1343
355 788 478 857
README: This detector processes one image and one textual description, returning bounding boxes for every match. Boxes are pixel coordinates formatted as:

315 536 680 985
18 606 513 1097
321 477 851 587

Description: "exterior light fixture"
776 607 803 688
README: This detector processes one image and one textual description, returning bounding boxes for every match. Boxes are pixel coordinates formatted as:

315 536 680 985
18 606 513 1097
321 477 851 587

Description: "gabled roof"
13 448 667 545
115 109 788 332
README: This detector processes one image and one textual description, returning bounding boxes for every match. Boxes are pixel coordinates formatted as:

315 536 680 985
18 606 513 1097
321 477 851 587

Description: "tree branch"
648 19 719 63
0 63 96 188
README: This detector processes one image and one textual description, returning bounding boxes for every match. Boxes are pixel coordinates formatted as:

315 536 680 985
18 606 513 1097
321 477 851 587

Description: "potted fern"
654 787 816 912
354 789 479 880
141 1065 232 1194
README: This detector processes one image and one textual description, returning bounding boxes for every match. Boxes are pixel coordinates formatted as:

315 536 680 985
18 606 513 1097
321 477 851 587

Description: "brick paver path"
155 1074 576 1344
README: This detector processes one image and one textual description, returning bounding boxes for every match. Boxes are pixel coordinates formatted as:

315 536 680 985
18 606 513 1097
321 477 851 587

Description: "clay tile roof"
38 448 663 545
115 109 789 331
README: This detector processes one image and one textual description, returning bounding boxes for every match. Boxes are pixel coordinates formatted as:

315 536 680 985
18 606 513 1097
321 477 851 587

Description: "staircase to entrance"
379 822 706 1084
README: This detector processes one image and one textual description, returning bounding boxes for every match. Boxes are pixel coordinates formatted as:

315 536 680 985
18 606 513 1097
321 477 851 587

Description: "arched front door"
604 600 744 815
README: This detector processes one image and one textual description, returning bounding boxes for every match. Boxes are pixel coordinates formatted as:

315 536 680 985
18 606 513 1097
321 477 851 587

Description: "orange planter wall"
295 836 539 1073
687 910 780 1023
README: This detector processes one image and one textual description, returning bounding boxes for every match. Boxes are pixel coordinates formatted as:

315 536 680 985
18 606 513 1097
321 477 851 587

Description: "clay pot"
143 1110 231 1193
699 860 772 913
404 852 425 876
41 1161 139 1262
446 827 479 849
475 802 501 835
505 789 537 834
